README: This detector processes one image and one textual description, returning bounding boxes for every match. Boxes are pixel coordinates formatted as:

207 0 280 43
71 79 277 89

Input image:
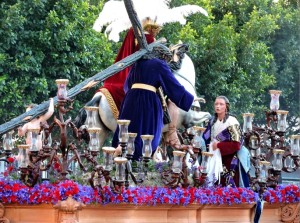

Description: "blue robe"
112 58 194 160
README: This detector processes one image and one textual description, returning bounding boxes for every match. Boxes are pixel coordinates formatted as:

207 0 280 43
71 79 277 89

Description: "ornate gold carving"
0 203 10 223
281 203 300 223
54 196 85 223
81 80 99 91
99 88 119 120
54 196 85 213
227 124 241 142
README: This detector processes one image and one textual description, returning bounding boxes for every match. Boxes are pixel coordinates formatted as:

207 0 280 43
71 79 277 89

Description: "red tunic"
218 141 241 186
98 28 155 111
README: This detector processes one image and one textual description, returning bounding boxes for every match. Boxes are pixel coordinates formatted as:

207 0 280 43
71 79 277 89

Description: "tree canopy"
0 0 115 123
164 0 299 133
0 0 299 134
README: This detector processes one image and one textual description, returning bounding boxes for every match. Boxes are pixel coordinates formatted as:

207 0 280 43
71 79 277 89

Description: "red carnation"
117 194 123 202
7 157 14 163
7 166 14 172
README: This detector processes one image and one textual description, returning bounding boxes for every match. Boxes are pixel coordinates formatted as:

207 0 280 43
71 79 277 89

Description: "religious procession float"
0 0 299 223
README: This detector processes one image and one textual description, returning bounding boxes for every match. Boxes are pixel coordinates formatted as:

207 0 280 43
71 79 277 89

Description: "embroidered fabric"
222 155 238 187
207 116 240 185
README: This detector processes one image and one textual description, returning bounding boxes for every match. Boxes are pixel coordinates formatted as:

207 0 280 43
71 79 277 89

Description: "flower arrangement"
0 178 299 206
262 184 300 204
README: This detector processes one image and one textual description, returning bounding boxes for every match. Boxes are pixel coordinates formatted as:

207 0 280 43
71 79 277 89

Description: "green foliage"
159 0 299 132
0 0 114 123
267 1 300 134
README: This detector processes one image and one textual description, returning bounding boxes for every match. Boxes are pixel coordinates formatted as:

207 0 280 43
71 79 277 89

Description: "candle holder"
40 159 50 181
242 113 254 133
114 157 127 181
162 149 187 188
265 90 281 128
112 157 128 193
87 128 101 153
126 133 137 160
27 128 40 152
141 134 154 178
0 131 14 163
271 149 285 173
198 151 213 186
86 144 112 191
117 119 130 156
3 131 14 151
248 134 261 160
123 132 139 187
200 152 213 174
257 160 270 195
18 142 40 187
290 135 300 157
102 147 116 171
191 126 205 149
161 126 207 188
4 79 118 189
41 129 52 153
27 128 41 164
258 160 270 182
56 79 69 101
18 144 30 168
276 110 288 132
172 150 185 173
141 134 153 159
269 90 281 111
85 106 99 128
191 126 206 173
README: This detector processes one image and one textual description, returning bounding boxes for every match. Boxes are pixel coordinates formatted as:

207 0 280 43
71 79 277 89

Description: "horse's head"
169 43 189 71
169 46 197 101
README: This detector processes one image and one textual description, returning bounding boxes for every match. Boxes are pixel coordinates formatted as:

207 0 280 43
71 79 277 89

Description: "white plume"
93 1 126 32
93 0 208 42
105 19 132 42
170 5 209 17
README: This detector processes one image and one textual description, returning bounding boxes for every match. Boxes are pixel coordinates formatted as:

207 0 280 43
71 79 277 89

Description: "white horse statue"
74 43 211 155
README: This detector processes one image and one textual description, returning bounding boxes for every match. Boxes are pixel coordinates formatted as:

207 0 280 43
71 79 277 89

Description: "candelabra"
161 126 212 188
0 82 156 193
243 90 300 193
0 79 121 193
111 121 152 191
2 83 298 193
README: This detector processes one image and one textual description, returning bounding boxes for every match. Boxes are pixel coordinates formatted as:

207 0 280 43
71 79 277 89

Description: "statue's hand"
114 145 122 157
